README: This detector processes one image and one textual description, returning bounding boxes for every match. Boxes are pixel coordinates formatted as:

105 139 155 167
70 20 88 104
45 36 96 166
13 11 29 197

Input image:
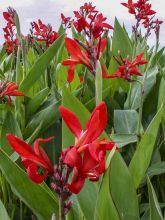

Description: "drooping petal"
6 134 47 167
26 163 48 184
59 106 82 138
99 38 107 53
67 176 85 194
65 38 82 60
33 137 54 173
68 64 76 82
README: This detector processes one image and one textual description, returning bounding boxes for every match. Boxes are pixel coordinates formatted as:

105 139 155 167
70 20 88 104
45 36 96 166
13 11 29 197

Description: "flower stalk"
95 60 103 105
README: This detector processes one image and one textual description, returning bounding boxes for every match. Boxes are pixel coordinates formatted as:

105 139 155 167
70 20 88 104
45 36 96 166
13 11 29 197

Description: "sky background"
0 0 165 46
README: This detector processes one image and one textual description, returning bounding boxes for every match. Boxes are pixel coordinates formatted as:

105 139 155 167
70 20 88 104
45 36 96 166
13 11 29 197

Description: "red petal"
67 65 76 82
59 106 82 138
82 148 98 173
26 163 48 184
6 134 47 167
100 38 107 53
84 102 107 143
65 38 82 60
67 169 85 194
3 12 10 21
64 147 82 169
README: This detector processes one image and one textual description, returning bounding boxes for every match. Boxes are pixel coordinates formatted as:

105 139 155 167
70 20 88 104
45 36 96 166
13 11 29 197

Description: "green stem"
59 197 64 220
137 82 144 137
95 61 102 105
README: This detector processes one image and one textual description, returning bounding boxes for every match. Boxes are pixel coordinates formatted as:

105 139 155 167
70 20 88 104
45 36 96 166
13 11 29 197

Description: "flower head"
59 102 116 193
110 52 147 81
62 37 108 82
6 134 54 183
0 81 25 105
31 19 59 47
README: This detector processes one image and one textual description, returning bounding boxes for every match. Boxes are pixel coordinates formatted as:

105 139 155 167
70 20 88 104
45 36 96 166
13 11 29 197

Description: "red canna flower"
31 19 59 47
6 134 54 183
80 2 97 14
59 102 115 193
62 37 108 82
121 0 136 14
61 13 72 29
2 7 18 54
122 0 156 20
90 13 113 39
60 102 108 149
110 52 147 81
0 81 25 105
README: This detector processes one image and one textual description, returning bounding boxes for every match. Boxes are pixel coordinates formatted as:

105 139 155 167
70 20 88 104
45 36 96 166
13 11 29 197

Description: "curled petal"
26 163 48 184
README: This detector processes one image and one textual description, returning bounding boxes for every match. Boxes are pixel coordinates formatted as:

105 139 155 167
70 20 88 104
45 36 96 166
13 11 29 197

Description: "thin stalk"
137 52 155 138
95 61 102 105
59 197 65 220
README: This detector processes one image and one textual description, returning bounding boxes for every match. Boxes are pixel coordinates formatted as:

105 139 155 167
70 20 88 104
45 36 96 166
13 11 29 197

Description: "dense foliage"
0 1 165 220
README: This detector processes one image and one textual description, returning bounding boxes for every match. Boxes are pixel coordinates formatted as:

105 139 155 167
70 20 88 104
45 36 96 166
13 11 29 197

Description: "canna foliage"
0 1 165 220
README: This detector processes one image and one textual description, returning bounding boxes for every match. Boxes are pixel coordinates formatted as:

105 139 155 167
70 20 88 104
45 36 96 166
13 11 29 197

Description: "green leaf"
0 149 58 220
94 165 120 220
125 67 158 109
106 18 132 93
114 110 139 134
26 88 49 118
129 104 163 189
24 100 60 139
0 200 11 220
20 34 64 94
147 177 164 220
110 152 140 220
110 134 138 148
146 162 165 180
0 111 22 155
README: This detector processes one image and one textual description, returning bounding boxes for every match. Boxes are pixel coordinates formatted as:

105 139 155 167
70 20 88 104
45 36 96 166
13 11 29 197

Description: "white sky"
0 0 164 45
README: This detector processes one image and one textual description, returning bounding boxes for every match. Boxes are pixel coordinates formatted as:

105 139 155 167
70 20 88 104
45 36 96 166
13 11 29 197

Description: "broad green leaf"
157 75 165 109
125 67 158 109
114 110 139 134
26 88 49 118
24 100 60 139
106 18 132 93
129 104 163 189
110 134 138 148
110 152 140 220
20 34 64 94
0 149 58 220
147 177 164 220
0 111 22 155
145 162 165 180
0 200 11 220
94 166 120 220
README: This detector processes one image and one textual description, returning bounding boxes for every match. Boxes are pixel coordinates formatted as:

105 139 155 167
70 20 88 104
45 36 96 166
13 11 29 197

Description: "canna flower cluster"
3 7 18 54
121 0 163 38
6 101 116 216
0 81 25 105
110 52 147 81
30 19 59 48
61 2 113 82
59 102 115 194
